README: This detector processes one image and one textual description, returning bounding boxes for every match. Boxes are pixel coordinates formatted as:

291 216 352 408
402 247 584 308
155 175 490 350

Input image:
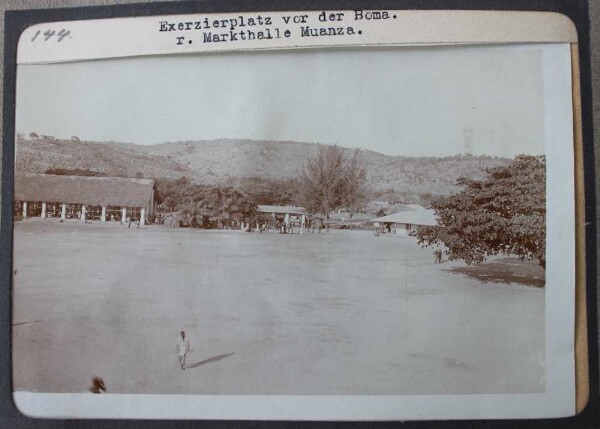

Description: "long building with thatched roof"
14 173 157 223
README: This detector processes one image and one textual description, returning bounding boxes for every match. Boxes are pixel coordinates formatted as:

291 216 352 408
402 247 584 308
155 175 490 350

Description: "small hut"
371 205 437 234
257 205 308 228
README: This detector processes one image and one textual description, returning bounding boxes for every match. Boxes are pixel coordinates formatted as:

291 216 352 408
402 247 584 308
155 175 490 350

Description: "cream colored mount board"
11 8 585 421
571 43 589 415
17 10 577 64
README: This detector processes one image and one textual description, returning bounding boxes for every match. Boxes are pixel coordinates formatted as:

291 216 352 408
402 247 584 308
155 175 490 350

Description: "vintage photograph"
12 45 548 397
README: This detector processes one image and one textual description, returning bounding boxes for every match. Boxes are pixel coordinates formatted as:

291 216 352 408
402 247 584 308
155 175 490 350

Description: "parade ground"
12 220 545 395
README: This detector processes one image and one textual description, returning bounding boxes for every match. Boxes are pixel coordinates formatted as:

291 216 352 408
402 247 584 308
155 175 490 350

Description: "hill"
16 138 192 180
15 138 511 198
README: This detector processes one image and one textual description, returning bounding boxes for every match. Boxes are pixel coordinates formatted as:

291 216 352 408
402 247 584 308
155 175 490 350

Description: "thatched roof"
371 205 437 226
257 205 307 215
15 173 155 208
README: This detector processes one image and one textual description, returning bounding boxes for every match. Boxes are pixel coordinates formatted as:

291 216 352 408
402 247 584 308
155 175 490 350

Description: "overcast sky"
16 46 545 157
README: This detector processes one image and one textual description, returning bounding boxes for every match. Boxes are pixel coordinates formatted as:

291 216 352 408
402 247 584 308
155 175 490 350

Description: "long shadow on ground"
444 257 545 288
186 353 235 369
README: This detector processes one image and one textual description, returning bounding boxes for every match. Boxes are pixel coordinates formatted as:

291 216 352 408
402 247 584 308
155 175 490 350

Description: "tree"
416 155 546 268
29 132 39 139
198 186 256 227
155 179 257 229
297 145 367 220
340 149 367 229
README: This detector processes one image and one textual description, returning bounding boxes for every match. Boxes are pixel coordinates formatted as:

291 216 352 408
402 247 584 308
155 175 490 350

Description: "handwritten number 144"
31 29 71 42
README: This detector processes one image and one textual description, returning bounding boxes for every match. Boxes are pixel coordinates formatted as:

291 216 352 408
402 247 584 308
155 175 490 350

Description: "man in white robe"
176 331 190 370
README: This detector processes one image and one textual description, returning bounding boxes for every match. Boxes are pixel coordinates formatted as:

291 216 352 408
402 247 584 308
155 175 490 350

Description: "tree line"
43 147 546 269
154 145 369 227
155 177 257 228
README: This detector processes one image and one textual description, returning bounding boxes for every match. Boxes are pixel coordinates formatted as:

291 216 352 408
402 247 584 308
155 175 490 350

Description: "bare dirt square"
12 220 545 395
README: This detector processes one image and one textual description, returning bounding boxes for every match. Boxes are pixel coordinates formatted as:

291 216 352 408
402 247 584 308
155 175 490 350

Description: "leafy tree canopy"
297 145 367 218
416 155 546 268
155 178 257 226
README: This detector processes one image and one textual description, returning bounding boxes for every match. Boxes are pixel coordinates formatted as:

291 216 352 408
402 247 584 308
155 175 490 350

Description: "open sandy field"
12 220 545 395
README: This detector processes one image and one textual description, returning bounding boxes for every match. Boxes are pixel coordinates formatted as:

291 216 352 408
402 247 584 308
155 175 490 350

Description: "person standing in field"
176 331 190 370
89 376 106 394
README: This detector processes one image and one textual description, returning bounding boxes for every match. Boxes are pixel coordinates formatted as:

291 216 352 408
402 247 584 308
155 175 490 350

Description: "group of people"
241 219 331 235
373 222 396 236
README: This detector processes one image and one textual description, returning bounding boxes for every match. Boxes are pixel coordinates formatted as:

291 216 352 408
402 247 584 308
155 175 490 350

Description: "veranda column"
140 208 145 226
22 202 28 218
41 202 46 219
101 206 106 222
121 207 127 224
81 205 86 220
61 203 66 221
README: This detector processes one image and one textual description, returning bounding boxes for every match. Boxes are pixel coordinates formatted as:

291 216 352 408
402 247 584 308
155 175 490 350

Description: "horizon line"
16 134 542 159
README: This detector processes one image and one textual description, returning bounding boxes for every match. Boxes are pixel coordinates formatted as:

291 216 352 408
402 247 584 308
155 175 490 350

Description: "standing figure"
176 331 190 370
89 376 106 394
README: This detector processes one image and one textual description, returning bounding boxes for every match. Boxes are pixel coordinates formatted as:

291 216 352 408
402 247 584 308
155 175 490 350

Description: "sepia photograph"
12 45 548 394
8 12 579 416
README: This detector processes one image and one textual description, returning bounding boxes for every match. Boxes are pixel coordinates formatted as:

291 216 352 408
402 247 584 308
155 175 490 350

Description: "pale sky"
16 46 545 157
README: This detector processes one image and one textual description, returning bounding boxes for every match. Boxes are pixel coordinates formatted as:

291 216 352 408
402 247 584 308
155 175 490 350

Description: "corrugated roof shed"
371 206 438 226
257 205 308 215
15 173 155 208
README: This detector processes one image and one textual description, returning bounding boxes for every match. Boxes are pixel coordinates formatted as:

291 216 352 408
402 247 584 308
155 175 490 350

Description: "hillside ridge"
16 137 512 197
